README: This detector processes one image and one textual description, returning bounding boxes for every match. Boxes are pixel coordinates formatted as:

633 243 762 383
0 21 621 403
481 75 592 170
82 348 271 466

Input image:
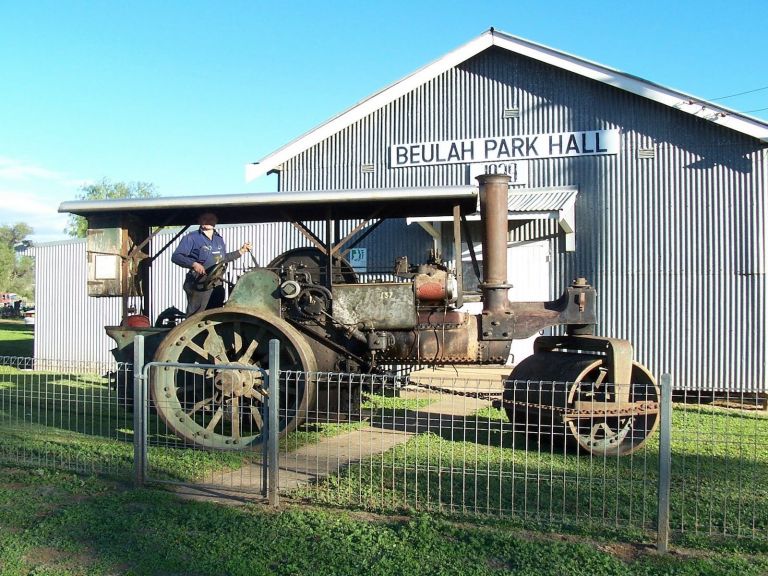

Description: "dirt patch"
594 541 648 563
347 509 412 524
24 546 96 573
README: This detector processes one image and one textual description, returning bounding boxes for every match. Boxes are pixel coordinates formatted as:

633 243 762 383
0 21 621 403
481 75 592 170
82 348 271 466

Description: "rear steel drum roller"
505 352 659 457
151 307 317 450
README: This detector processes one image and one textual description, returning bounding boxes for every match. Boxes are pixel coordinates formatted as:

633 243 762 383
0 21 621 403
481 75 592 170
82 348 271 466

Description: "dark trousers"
183 281 225 317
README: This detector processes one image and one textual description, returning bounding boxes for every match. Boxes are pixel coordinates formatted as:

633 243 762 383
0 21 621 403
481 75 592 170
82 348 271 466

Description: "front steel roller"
504 352 659 456
151 307 317 450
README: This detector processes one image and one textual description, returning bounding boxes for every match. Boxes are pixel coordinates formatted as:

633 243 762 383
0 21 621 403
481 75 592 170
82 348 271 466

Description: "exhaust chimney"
477 174 511 313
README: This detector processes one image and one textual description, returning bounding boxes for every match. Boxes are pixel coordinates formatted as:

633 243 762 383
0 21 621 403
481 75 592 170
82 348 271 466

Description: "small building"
37 28 768 391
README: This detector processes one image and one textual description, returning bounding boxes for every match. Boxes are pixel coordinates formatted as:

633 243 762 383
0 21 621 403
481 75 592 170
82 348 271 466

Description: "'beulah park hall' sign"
389 130 620 168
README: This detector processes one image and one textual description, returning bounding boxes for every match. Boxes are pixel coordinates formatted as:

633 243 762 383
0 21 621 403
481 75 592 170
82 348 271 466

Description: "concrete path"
172 366 508 503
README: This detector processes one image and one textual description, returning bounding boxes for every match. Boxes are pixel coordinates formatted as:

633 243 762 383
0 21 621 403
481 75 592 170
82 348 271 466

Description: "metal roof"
58 186 478 227
407 187 577 221
246 28 768 181
407 186 578 250
507 187 577 215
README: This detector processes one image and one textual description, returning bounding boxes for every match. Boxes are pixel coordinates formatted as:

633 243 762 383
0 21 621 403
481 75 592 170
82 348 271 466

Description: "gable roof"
247 28 768 182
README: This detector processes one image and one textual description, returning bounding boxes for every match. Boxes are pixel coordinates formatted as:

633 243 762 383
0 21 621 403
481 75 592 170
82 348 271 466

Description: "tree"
0 223 35 301
0 222 33 248
65 179 158 238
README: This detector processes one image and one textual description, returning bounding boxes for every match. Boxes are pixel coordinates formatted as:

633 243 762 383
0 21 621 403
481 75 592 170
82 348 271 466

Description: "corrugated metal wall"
29 240 121 365
278 48 768 391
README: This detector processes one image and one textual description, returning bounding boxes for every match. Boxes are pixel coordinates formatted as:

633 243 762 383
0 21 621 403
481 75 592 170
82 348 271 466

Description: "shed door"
507 240 550 365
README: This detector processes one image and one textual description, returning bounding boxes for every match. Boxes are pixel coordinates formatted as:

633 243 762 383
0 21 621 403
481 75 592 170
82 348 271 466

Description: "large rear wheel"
151 307 317 450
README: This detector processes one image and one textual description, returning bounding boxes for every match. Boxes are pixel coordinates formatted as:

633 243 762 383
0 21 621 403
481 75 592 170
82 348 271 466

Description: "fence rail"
1 352 767 547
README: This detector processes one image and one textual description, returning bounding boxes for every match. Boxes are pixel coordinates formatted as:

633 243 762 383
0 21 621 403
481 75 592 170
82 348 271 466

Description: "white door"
506 240 550 365
458 239 550 366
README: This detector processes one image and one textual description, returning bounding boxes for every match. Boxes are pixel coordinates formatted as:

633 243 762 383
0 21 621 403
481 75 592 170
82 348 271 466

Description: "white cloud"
0 156 83 243
0 156 84 186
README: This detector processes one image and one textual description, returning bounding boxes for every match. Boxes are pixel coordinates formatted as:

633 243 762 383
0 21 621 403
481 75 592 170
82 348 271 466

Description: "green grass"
362 392 435 411
0 369 388 481
290 403 768 547
2 365 768 573
0 368 252 482
0 320 33 357
2 466 766 576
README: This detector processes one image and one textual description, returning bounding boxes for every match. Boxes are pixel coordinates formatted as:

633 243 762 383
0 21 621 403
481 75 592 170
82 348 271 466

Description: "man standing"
171 211 251 316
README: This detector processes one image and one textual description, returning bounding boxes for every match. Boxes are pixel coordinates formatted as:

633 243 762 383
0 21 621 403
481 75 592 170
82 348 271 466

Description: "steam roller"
73 173 660 456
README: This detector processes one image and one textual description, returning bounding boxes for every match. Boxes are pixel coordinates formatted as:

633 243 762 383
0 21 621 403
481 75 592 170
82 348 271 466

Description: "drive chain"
403 381 658 417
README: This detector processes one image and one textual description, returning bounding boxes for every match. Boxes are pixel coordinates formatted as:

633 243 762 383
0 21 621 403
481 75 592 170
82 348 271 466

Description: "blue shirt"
172 228 240 282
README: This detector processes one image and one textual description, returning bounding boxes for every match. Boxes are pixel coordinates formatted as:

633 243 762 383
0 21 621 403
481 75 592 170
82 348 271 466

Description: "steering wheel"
194 261 229 291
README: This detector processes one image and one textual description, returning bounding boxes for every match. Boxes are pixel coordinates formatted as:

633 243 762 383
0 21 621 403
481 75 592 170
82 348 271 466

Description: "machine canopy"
58 186 478 300
58 186 478 227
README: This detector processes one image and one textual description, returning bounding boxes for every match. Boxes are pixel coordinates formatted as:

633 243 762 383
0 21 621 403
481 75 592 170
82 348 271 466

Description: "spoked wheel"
151 307 317 450
506 352 659 457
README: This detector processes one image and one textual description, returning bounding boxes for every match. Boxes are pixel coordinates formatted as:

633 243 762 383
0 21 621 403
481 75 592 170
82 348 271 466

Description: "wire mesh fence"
2 352 767 545
281 370 662 532
0 356 134 477
667 389 768 540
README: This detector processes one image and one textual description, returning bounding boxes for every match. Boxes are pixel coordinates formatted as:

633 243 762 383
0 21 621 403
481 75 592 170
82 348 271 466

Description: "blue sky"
2 0 766 242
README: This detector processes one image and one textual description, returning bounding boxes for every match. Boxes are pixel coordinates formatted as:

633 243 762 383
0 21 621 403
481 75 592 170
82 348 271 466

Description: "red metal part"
416 279 447 301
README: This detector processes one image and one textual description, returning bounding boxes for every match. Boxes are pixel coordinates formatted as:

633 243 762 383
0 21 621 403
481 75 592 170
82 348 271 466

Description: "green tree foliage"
0 223 35 301
65 179 158 238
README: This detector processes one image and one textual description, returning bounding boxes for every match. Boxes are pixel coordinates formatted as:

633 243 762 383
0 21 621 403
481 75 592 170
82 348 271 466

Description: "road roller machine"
62 174 659 455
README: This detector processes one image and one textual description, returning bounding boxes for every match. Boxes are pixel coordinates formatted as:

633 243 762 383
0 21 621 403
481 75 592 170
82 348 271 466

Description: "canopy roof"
58 187 478 227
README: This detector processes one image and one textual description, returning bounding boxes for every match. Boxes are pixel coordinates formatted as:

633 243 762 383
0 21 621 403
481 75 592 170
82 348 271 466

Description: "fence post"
261 396 268 497
132 334 146 487
657 373 672 553
267 338 280 506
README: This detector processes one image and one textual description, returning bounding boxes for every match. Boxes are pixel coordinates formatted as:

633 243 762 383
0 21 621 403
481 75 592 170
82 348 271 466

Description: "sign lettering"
389 130 619 169
347 248 367 273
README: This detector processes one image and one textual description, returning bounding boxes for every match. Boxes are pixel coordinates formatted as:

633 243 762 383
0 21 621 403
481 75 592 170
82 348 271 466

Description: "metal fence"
1 350 767 547
0 356 134 477
272 369 666 532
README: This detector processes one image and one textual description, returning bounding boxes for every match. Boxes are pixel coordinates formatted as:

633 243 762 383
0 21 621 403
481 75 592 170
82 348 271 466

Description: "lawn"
2 364 768 574
0 320 33 357
1 465 766 576
283 403 768 550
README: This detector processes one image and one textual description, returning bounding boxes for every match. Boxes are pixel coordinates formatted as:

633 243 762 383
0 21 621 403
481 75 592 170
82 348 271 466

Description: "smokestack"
477 174 511 313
